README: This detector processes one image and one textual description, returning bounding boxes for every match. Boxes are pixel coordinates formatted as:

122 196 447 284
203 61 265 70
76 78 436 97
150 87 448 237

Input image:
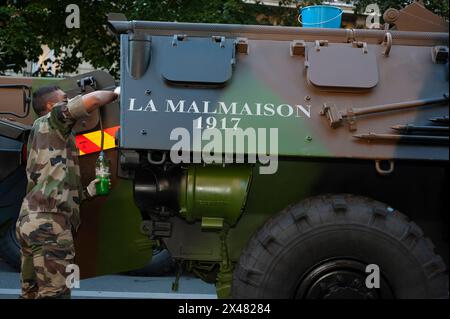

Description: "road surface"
0 257 217 299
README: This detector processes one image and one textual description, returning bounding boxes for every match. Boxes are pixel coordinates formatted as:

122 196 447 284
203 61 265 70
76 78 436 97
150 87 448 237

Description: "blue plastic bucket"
300 5 343 29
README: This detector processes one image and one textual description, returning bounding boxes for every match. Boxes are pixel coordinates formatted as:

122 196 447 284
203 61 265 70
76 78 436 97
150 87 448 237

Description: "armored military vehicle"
105 2 449 299
1 2 448 299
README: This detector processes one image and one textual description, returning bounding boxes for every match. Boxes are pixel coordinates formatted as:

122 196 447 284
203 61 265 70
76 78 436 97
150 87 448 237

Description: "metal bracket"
212 35 226 48
431 46 449 64
201 217 224 230
77 76 97 93
140 220 153 236
346 108 357 131
172 260 184 292
235 37 249 54
375 160 395 176
352 41 368 54
320 103 343 129
149 221 172 237
345 29 355 43
172 34 187 46
314 40 329 51
290 40 306 56
383 2 448 32
119 149 140 169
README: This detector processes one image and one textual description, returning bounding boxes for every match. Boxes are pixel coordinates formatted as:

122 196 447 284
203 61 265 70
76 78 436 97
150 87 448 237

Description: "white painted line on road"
0 288 217 299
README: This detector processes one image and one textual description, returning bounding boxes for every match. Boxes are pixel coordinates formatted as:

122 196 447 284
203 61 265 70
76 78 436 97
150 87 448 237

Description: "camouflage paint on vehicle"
109 9 448 297
116 24 447 161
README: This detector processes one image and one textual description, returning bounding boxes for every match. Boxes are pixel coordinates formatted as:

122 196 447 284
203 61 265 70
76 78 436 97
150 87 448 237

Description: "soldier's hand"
113 86 120 99
86 178 100 197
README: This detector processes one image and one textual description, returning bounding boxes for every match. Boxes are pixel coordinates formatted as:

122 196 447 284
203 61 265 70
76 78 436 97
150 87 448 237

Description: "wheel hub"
296 259 394 299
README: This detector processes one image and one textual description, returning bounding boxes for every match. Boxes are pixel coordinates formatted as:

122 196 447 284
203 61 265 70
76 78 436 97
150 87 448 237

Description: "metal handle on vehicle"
382 32 392 56
375 160 395 176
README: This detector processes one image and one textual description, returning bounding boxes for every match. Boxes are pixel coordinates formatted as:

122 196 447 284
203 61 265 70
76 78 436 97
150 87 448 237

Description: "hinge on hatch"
290 40 306 56
314 40 329 51
172 34 187 46
431 46 449 64
235 37 249 54
212 35 226 48
352 41 368 54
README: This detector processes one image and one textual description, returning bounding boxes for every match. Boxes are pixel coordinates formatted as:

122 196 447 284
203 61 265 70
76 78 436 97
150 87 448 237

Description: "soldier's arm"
49 90 118 138
81 90 118 114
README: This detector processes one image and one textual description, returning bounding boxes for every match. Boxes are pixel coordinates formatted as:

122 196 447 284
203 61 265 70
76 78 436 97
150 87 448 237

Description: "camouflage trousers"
15 212 75 299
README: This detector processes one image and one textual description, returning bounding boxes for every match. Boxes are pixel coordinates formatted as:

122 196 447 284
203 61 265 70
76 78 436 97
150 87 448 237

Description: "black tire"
0 219 21 270
232 194 448 299
126 248 175 276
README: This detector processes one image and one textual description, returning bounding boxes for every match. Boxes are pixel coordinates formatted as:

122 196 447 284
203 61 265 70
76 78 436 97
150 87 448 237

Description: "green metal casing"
179 165 252 227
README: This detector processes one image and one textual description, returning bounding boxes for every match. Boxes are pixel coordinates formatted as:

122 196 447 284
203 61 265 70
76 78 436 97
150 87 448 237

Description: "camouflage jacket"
19 95 90 231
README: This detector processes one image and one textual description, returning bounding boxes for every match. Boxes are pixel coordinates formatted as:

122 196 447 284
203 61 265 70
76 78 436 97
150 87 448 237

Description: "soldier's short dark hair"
32 85 62 116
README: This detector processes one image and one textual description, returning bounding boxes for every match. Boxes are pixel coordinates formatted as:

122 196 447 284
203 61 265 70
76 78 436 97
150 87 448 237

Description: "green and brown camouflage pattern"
110 8 449 293
15 212 74 299
115 23 448 162
19 95 88 230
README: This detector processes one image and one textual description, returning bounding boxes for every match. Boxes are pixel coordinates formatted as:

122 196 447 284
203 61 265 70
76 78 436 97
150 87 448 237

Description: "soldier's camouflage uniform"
16 95 90 299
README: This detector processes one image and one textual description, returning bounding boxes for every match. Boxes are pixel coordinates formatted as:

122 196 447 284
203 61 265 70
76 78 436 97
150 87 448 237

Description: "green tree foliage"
0 0 257 77
0 0 447 77
0 4 44 74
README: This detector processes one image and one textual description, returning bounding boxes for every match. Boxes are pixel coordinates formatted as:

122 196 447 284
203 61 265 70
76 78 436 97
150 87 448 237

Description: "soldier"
15 85 119 298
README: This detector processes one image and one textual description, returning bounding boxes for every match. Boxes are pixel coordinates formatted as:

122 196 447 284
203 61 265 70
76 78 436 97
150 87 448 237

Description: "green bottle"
95 151 110 196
